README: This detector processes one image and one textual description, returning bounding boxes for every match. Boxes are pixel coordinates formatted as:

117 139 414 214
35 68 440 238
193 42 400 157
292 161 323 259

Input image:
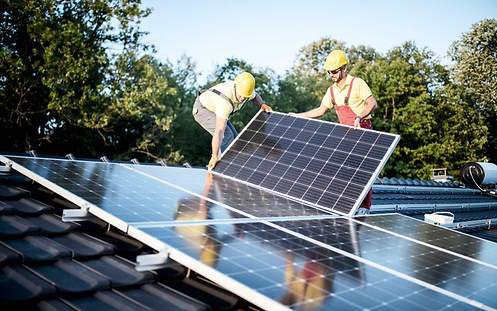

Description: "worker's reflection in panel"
174 173 238 267
280 218 366 310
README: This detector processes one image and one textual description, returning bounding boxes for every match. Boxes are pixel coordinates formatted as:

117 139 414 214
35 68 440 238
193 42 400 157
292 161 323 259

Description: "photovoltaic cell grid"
131 165 332 218
140 221 475 311
3 156 331 224
3 155 497 309
215 112 399 216
3 156 247 224
355 214 497 268
276 217 497 308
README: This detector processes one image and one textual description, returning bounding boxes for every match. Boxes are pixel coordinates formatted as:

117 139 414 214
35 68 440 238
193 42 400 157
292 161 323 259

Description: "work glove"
207 153 219 171
260 103 273 112
354 116 362 129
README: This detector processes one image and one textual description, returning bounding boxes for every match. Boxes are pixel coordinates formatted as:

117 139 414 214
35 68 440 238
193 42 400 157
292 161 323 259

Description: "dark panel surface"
277 217 497 308
355 214 497 267
6 157 247 224
141 221 476 310
132 165 331 218
215 112 398 216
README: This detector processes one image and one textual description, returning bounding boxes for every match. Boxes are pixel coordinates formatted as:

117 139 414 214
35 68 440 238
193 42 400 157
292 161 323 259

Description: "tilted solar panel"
215 112 399 216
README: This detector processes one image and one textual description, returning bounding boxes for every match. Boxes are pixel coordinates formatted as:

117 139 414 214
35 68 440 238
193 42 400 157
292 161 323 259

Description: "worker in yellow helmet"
193 72 272 170
290 50 377 215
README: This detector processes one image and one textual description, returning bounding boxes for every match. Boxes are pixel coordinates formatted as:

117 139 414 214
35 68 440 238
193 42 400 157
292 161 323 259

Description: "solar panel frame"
2 154 495 310
215 111 400 217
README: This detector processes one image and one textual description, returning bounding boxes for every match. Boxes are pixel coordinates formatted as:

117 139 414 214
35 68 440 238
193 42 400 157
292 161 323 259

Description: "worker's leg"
220 121 238 152
193 98 216 135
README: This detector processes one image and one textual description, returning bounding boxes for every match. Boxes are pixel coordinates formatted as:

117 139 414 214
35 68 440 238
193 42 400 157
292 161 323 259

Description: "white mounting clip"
0 161 12 173
135 249 169 272
62 206 92 222
131 158 140 165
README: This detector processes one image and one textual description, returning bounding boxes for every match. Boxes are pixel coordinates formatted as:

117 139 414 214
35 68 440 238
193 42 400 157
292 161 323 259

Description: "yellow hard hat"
324 50 349 71
234 72 255 98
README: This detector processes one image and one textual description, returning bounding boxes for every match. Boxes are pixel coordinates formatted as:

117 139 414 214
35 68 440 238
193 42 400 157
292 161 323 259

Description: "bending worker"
193 72 272 170
290 50 377 215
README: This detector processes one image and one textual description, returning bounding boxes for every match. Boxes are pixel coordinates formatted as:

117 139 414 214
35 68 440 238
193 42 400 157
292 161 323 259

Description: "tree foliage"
450 18 497 163
1 3 495 180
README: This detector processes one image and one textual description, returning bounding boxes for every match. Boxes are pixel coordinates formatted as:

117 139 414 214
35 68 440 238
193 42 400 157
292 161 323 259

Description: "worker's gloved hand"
260 103 272 112
288 112 297 116
354 116 362 129
207 153 219 171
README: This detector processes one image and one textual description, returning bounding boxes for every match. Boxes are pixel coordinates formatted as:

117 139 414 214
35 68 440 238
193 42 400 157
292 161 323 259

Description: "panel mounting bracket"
62 204 93 222
135 249 169 272
0 161 12 173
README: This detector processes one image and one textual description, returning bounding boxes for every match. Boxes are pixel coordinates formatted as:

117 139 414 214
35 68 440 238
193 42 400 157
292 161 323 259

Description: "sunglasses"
327 67 343 75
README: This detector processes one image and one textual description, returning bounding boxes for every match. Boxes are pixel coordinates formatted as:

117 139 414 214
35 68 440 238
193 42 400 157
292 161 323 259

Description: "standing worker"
193 72 272 170
290 50 377 215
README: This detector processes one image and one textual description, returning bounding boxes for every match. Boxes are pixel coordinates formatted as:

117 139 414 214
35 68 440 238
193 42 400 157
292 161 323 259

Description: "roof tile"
29 259 111 294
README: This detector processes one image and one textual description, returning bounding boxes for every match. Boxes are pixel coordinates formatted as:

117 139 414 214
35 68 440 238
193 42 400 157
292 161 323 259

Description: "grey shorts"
192 98 238 152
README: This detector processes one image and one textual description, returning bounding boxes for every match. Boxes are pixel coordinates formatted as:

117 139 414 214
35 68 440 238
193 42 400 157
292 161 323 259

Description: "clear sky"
141 0 497 76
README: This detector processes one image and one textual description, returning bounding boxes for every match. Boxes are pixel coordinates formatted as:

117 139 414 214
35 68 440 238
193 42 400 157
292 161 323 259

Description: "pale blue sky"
141 0 497 76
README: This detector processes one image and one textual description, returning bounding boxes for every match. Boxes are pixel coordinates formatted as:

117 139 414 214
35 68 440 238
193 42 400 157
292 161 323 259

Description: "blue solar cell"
215 112 399 216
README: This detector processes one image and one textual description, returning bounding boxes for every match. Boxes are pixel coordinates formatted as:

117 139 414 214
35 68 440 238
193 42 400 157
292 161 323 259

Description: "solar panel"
1 156 250 228
131 165 333 219
138 220 477 310
353 214 497 268
276 217 497 308
3 154 497 310
215 111 399 216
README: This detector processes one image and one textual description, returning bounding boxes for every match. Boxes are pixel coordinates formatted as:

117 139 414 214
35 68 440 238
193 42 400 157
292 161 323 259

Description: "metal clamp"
62 206 93 222
131 158 140 165
135 249 169 272
0 161 12 173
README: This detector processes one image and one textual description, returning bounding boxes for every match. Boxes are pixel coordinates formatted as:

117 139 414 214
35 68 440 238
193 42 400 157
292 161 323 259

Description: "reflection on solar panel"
131 165 332 218
354 214 497 268
3 156 249 227
215 112 399 216
138 221 475 311
276 217 497 307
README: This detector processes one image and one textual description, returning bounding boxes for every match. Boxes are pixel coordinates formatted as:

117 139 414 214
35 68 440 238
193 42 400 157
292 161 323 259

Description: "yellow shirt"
320 75 374 118
199 81 257 119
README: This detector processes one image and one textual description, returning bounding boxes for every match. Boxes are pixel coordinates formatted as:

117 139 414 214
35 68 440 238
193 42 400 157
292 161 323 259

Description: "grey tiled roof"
0 173 245 311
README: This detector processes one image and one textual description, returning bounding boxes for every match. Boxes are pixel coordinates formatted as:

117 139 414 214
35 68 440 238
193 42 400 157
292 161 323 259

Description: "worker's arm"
253 93 272 112
354 95 378 128
294 104 329 119
208 116 227 170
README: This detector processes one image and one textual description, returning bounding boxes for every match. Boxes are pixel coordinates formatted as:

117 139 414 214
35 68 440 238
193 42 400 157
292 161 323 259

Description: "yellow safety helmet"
324 50 349 71
234 72 255 98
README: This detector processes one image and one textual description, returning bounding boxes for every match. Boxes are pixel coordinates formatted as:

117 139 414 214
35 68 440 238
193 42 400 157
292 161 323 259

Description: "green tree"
450 18 497 162
0 0 178 160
